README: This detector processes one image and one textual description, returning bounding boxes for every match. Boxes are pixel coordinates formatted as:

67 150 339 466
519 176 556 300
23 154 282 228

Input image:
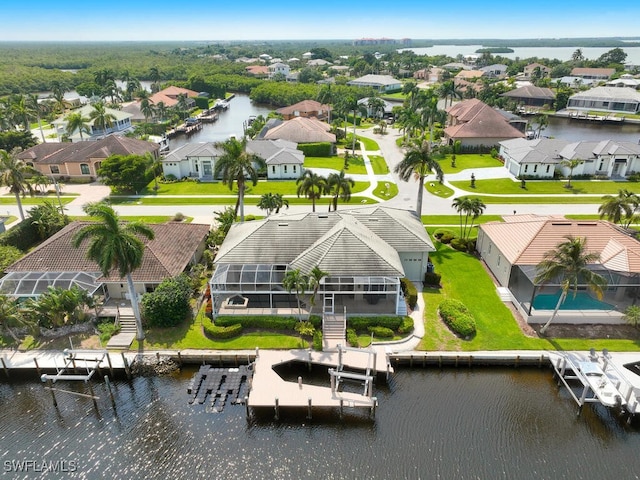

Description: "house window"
272 166 276 174
293 165 297 173
533 165 538 173
50 165 60 174
546 165 550 173
284 165 287 173
80 164 90 175
599 161 604 170
524 165 528 173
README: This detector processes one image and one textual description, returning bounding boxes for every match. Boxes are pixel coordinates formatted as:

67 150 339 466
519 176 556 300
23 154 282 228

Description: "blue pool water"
533 291 615 310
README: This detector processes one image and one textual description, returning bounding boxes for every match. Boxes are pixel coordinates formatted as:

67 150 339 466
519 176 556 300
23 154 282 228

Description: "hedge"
398 317 414 334
367 326 394 338
347 316 403 332
203 317 243 339
0 219 40 251
215 315 298 330
312 330 323 351
400 278 417 309
439 298 476 338
424 272 441 287
297 142 333 157
346 328 358 347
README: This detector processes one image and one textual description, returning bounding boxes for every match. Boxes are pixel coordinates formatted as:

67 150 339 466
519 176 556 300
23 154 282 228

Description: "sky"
2 0 640 42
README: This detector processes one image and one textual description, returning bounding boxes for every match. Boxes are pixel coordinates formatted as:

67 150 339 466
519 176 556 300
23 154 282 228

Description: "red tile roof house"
17 135 159 181
276 100 332 121
149 86 200 108
0 221 210 307
263 117 336 146
476 215 640 326
444 99 524 147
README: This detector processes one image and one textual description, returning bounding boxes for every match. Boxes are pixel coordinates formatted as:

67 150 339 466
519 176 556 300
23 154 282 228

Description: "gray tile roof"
246 139 304 165
162 142 223 163
502 85 556 100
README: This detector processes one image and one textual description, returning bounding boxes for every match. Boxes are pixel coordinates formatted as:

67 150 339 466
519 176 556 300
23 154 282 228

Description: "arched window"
80 163 90 175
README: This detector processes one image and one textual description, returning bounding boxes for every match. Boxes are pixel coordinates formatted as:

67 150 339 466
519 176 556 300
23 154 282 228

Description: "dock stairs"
322 306 346 350
106 308 137 349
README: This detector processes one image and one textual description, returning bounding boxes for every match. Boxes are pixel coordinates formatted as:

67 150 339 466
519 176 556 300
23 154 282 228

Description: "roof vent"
318 215 328 219
278 223 289 227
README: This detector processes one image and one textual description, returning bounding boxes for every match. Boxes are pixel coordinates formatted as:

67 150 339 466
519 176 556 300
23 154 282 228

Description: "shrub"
424 271 441 287
214 315 297 330
367 326 394 338
298 142 333 157
141 274 193 327
294 321 316 338
312 330 323 351
309 315 322 329
0 219 40 251
203 317 243 339
628 172 640 182
398 317 414 335
346 328 359 347
400 278 418 309
97 319 120 344
172 212 185 222
439 298 476 338
450 238 468 252
347 316 403 332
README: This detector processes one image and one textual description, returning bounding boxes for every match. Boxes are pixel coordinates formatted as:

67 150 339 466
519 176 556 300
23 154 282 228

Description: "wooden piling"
307 398 312 420
46 378 57 408
245 396 250 420
468 355 473 368
104 375 116 410
121 353 131 380
1 356 9 379
177 351 182 367
86 380 98 411
339 399 344 419
274 397 279 420
105 352 114 377
33 357 41 377
515 355 520 368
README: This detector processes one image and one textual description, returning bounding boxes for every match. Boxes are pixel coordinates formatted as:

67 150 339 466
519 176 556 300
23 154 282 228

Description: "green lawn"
357 136 380 151
422 214 504 225
0 196 76 206
111 195 377 207
421 238 640 351
425 180 455 198
438 154 503 174
450 178 640 195
305 156 368 174
373 181 398 200
458 195 604 204
368 155 389 174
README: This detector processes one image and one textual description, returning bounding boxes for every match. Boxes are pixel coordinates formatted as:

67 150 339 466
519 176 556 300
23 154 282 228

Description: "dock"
247 346 391 419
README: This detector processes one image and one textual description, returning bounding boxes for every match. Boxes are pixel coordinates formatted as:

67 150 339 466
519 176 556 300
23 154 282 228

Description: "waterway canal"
1 367 638 479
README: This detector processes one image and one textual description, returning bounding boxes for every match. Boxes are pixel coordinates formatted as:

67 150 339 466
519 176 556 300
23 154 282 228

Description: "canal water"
1 367 639 479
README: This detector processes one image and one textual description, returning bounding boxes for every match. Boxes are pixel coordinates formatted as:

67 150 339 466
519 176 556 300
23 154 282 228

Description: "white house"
268 62 290 79
567 87 640 114
347 74 402 92
52 104 133 142
246 139 304 180
161 143 223 180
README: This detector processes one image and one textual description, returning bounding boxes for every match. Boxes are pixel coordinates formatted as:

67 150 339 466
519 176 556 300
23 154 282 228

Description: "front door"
202 161 212 177
323 293 334 315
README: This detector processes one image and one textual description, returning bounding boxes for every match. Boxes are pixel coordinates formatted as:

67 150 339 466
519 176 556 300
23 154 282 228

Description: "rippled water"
1 367 639 479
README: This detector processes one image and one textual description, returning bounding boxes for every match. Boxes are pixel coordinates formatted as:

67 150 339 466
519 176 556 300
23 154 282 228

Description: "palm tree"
316 84 334 123
72 202 155 341
213 137 266 222
257 192 289 216
0 148 36 221
155 101 168 123
11 94 36 131
149 66 162 93
327 170 355 211
26 94 47 143
438 80 462 108
89 102 116 138
65 112 91 140
532 113 548 139
452 196 486 240
367 96 385 120
283 269 309 319
599 189 640 228
175 93 189 121
560 158 584 188
140 97 155 123
394 140 444 216
296 170 328 212
0 294 37 342
307 265 328 319
534 236 607 335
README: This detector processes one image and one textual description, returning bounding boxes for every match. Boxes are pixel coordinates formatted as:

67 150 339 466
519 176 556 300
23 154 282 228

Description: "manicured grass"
0 196 75 206
368 155 389 174
373 181 398 200
71 215 193 223
112 195 377 207
425 180 455 198
357 135 380 151
305 156 367 174
132 313 305 350
422 214 504 225
138 180 369 196
421 237 640 351
1 215 17 224
438 154 503 174
458 195 604 204
450 178 640 195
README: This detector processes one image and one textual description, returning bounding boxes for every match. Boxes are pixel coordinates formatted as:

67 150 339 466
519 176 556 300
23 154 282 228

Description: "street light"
50 175 64 215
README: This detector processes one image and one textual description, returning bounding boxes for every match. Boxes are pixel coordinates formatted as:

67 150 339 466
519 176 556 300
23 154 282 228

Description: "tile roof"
569 86 640 102
263 117 336 143
347 74 401 86
8 221 210 283
570 67 616 78
247 139 304 166
51 104 132 128
480 217 640 273
162 142 223 163
502 85 556 100
445 99 524 140
149 86 199 107
17 135 159 165
501 138 569 165
276 100 331 116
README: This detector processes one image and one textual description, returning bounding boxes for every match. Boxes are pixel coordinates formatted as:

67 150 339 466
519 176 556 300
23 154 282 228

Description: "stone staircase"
106 309 137 349
322 309 346 350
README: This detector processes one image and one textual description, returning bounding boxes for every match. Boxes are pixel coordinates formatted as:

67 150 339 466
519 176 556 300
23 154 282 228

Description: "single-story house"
500 138 640 179
18 135 159 180
161 142 223 181
501 85 556 107
477 215 640 324
567 86 640 114
276 100 331 121
245 65 269 78
263 116 336 146
556 76 600 88
347 74 402 92
413 67 445 83
247 139 304 180
444 99 525 147
454 70 485 81
307 59 332 67
607 74 640 89
52 105 133 142
149 86 199 109
570 67 616 81
210 206 434 317
0 221 210 303
479 64 508 79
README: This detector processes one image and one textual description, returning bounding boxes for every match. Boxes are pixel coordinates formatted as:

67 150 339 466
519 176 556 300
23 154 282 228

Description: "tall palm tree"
327 170 355 211
140 97 155 123
149 66 162 93
394 140 444 216
72 202 154 341
534 236 607 335
0 148 36 221
175 93 189 121
452 196 486 240
65 112 91 140
367 96 385 120
438 80 462 108
50 83 70 115
155 101 168 123
296 170 328 213
213 137 266 222
307 265 328 319
599 189 640 228
11 94 36 131
26 94 47 143
560 158 584 188
532 113 548 139
283 269 309 319
89 102 116 138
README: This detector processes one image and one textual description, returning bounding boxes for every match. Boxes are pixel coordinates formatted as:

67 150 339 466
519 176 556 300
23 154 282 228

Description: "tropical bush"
398 317 414 335
0 245 22 271
400 278 418 309
367 326 394 338
312 330 323 351
203 316 243 339
141 274 193 327
214 315 298 330
439 298 476 338
424 271 442 287
97 319 120 344
346 328 359 347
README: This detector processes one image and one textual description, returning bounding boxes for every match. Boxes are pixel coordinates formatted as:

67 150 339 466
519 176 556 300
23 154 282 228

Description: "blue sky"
3 0 640 41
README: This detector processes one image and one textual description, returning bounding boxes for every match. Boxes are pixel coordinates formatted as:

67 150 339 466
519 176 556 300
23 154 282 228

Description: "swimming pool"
532 291 615 311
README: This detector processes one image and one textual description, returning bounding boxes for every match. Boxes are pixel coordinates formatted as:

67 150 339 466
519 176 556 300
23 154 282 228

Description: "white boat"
578 361 625 408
